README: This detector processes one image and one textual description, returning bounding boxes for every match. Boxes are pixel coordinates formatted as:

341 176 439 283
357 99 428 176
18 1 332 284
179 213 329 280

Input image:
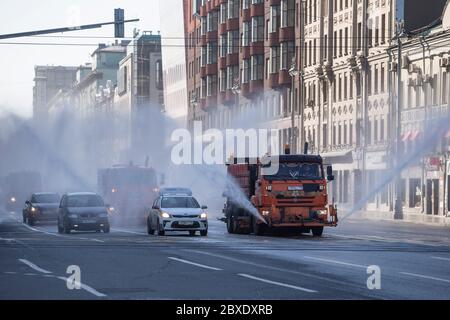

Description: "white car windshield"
161 197 200 208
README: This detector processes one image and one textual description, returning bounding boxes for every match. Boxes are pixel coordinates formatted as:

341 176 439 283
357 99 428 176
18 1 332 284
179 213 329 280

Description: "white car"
147 195 208 236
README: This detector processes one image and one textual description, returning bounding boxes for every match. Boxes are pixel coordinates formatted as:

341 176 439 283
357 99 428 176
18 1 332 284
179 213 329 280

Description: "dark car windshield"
263 163 323 180
32 194 59 203
67 195 104 207
161 197 200 208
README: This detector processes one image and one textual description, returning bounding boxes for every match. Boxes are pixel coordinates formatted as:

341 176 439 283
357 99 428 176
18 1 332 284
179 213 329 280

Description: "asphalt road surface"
1 208 449 300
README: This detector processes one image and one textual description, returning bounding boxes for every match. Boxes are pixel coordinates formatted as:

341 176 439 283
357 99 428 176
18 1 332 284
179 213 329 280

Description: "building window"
219 69 227 92
207 11 218 32
374 65 379 94
381 14 386 44
357 23 362 51
344 27 348 55
269 5 280 33
227 30 239 54
206 75 217 97
251 54 264 80
270 46 280 73
280 41 295 70
443 72 448 105
227 0 239 19
243 0 250 10
201 16 207 35
344 73 347 100
220 3 228 23
242 59 250 83
381 64 385 93
207 42 217 64
280 0 295 27
201 46 207 66
201 77 207 98
251 16 264 42
242 22 251 47
227 65 239 89
219 34 227 57
349 73 353 99
323 34 328 60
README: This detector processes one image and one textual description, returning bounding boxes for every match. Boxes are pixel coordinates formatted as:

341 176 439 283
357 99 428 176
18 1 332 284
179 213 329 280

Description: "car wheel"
311 226 323 237
103 225 110 233
28 218 35 226
22 213 27 224
189 230 196 236
200 230 208 237
57 219 63 234
147 219 154 235
63 222 71 234
226 216 235 234
157 219 165 236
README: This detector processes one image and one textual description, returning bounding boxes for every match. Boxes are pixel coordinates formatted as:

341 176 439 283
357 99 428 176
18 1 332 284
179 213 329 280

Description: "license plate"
178 221 193 226
81 219 96 224
288 186 303 191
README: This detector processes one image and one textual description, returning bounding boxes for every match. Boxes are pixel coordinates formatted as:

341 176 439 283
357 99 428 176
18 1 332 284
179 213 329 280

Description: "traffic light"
114 8 125 38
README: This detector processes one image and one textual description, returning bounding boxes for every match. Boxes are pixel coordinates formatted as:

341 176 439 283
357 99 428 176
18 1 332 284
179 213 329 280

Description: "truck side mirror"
326 165 334 181
201 205 208 210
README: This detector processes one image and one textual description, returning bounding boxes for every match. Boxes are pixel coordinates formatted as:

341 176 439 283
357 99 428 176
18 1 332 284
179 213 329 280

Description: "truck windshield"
32 194 59 203
161 197 200 208
263 163 323 180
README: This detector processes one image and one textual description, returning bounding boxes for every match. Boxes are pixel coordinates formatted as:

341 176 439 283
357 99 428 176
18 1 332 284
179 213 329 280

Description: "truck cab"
224 154 337 237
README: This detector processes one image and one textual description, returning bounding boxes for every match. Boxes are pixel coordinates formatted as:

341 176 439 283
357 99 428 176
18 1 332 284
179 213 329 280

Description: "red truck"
223 147 337 237
97 164 159 225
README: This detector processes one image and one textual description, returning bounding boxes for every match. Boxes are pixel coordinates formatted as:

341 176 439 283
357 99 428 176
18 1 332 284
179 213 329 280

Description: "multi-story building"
160 0 189 125
115 31 164 156
32 65 77 120
390 1 450 223
183 0 449 218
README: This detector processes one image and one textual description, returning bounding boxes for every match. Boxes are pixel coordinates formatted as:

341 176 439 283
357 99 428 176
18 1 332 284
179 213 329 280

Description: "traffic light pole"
0 19 138 40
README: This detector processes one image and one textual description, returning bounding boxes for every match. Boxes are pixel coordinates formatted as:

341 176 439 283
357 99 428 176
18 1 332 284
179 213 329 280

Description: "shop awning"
401 131 412 141
410 130 422 141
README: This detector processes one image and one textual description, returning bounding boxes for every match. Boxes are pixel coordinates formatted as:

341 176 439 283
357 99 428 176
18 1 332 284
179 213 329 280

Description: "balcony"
218 22 226 34
218 56 226 69
206 63 218 75
279 26 294 42
241 82 250 97
242 46 250 59
226 53 239 66
200 34 207 46
250 41 264 56
278 69 291 86
206 31 218 42
224 89 236 106
268 31 279 47
217 91 226 104
200 66 207 78
250 3 264 16
242 9 251 22
267 72 279 89
226 18 239 31
200 5 207 17
269 0 281 4
205 95 218 109
249 79 263 93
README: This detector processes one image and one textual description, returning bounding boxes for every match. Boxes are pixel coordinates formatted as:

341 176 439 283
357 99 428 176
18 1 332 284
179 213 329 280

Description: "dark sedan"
23 193 60 225
57 192 110 234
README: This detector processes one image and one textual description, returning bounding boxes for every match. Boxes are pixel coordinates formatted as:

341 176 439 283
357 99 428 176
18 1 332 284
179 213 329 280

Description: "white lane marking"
24 273 37 276
238 273 317 293
431 256 450 262
400 272 450 284
4 271 18 274
56 276 107 298
168 257 223 271
111 228 146 235
303 256 367 269
18 259 52 274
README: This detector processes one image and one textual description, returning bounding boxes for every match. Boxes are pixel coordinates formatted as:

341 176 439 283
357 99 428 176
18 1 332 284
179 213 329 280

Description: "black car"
23 192 60 225
57 192 110 234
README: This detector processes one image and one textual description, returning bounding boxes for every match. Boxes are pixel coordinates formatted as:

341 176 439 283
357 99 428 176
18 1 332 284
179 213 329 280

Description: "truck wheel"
200 230 208 236
57 220 63 234
253 217 265 236
311 226 324 237
23 214 27 224
226 216 235 234
103 225 110 233
189 231 196 236
28 218 35 226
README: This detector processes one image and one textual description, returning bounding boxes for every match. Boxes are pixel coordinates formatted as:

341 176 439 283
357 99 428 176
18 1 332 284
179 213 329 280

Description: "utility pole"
289 59 298 154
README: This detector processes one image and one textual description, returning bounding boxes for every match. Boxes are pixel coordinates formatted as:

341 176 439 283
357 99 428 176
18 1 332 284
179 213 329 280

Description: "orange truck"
223 147 337 237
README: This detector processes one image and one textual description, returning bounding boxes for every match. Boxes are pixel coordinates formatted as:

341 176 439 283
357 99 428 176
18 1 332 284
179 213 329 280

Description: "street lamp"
289 58 299 154
394 20 406 220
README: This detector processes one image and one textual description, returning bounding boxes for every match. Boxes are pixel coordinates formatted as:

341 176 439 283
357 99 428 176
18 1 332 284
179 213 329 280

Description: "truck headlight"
316 210 327 216
31 207 37 213
161 212 171 219
200 213 207 219
261 210 270 216
10 197 16 203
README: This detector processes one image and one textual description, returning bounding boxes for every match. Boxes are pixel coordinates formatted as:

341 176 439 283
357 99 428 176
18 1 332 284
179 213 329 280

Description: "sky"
0 0 162 118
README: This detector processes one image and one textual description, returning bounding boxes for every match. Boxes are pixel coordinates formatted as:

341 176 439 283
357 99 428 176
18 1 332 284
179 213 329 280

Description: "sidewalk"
340 208 450 227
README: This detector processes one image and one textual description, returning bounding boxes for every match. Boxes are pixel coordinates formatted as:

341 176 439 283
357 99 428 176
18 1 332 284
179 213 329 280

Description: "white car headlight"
161 212 171 219
31 207 37 212
200 213 207 219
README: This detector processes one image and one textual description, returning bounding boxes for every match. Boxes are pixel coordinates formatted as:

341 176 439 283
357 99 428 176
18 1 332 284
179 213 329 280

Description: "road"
1 208 449 300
